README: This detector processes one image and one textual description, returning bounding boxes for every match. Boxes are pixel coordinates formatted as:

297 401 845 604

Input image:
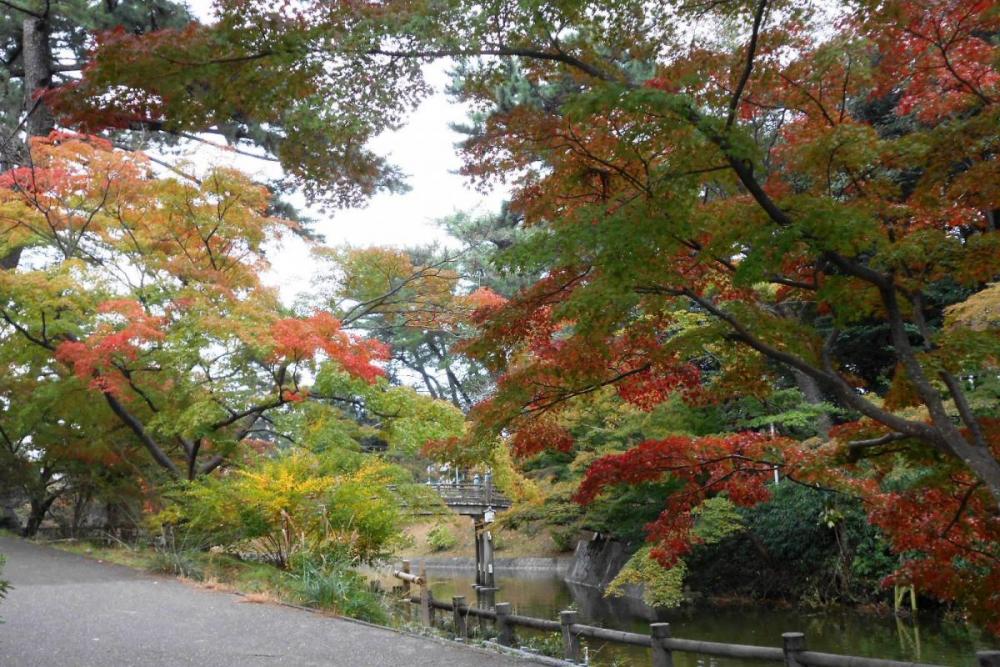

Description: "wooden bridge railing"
392 563 998 667
425 483 512 509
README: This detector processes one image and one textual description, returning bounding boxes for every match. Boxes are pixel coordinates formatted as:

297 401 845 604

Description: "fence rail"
392 563 998 667
425 482 512 510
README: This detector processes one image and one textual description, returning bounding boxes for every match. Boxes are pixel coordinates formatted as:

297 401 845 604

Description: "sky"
178 2 506 305
262 64 507 303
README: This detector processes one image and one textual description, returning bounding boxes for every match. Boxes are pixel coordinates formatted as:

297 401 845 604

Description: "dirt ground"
402 514 566 559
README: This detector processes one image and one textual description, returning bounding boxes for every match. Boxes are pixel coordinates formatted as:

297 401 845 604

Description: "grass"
56 541 161 571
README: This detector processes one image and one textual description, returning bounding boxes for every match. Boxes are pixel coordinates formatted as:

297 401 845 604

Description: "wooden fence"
393 563 999 667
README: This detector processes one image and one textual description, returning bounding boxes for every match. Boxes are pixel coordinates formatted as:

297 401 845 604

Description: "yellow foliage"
605 547 687 608
490 439 544 504
945 283 1000 331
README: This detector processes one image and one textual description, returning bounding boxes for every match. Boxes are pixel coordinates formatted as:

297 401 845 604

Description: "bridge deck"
426 483 511 516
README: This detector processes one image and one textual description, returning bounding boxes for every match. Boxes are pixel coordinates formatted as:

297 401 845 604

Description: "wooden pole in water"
474 519 483 586
483 527 496 589
476 586 492 635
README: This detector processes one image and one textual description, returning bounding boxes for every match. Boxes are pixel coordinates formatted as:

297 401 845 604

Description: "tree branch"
940 371 987 449
726 0 768 130
104 392 180 478
0 0 43 18
639 285 940 445
847 432 911 450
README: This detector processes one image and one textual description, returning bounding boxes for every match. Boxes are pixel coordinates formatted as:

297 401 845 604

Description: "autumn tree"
54 0 1000 626
0 335 139 536
0 134 416 494
38 0 432 208
0 0 196 273
1 0 393 282
310 208 530 412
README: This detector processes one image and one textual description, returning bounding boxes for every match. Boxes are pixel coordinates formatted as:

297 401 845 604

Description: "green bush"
290 558 387 624
518 632 565 658
549 526 579 552
685 483 895 604
426 525 458 552
606 547 688 608
605 498 742 608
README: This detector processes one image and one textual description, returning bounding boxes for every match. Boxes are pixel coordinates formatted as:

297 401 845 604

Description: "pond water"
377 565 997 666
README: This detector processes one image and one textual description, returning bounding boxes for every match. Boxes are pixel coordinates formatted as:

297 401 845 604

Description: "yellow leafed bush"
153 448 416 567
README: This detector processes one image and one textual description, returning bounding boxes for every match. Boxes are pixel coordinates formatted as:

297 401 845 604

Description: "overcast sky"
181 2 507 304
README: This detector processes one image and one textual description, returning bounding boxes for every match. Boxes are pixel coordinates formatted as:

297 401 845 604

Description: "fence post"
495 602 515 646
560 610 580 663
650 623 673 667
978 651 1000 666
453 596 468 639
782 632 806 667
401 560 413 622
419 561 431 626
476 586 493 636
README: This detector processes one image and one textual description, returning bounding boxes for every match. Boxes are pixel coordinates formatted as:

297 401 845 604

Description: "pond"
377 564 997 666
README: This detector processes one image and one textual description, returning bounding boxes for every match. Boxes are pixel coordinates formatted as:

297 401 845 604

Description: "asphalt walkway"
0 535 534 666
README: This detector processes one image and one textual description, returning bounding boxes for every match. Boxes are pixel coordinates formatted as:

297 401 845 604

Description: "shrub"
426 525 458 552
606 546 687 608
549 526 579 552
149 549 204 581
605 498 741 608
518 632 565 658
685 483 895 603
154 447 415 568
290 558 387 624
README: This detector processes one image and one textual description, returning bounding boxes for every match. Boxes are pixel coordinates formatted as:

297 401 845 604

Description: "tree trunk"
948 436 1000 512
792 369 832 438
70 488 94 538
22 17 55 139
0 248 23 270
22 493 57 538
1 18 55 271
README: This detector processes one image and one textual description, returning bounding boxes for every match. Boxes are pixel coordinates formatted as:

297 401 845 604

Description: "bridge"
425 482 511 517
420 482 510 591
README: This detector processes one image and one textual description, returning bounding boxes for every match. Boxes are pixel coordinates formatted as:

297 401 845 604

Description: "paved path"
0 536 534 666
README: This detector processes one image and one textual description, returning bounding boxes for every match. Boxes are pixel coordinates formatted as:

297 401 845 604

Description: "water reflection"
376 565 993 666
